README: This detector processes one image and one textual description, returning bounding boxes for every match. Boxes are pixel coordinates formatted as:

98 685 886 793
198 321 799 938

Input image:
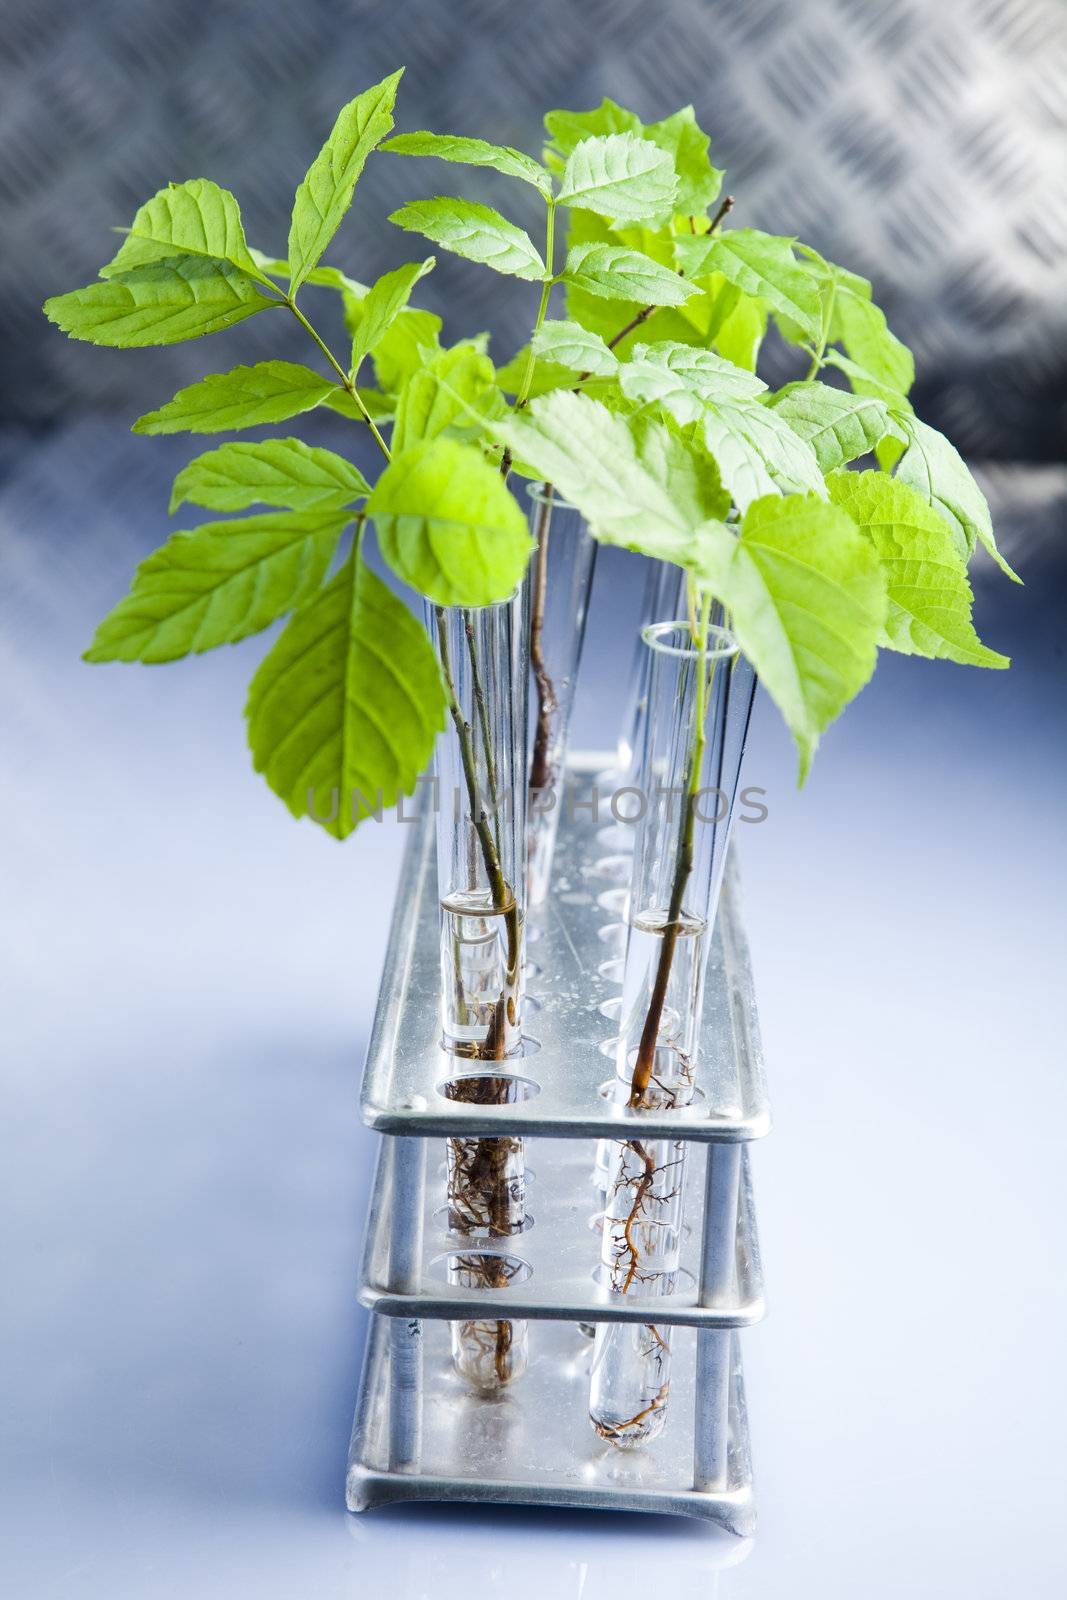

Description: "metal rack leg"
694 1142 742 1490
387 1137 426 1470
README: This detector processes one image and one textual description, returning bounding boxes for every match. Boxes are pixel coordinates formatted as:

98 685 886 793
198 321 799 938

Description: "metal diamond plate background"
2 0 1066 457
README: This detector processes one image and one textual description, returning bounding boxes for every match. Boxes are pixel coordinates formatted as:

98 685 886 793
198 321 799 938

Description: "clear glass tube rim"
525 481 581 512
641 619 740 661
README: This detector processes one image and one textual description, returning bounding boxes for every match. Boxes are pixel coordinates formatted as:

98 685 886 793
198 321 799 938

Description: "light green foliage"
495 390 728 566
389 198 545 279
643 107 723 213
543 98 641 155
132 361 335 434
169 439 370 514
43 257 276 347
102 179 262 279
619 340 766 419
85 509 351 663
827 471 1009 666
700 399 826 508
246 546 446 839
563 242 697 305
44 72 1015 827
531 319 619 377
348 258 435 377
676 229 822 341
382 131 552 195
822 350 913 412
287 70 402 292
893 416 1019 579
694 496 887 779
557 133 677 223
392 345 501 453
368 438 533 605
765 381 892 472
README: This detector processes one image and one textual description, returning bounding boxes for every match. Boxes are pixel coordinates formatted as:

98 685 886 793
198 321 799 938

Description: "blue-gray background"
1 1 1064 1596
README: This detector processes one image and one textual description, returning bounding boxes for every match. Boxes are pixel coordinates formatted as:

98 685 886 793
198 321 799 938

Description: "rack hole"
437 1071 541 1104
431 1251 533 1289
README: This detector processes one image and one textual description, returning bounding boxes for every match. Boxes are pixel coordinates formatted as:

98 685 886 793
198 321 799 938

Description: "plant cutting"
44 72 1015 1435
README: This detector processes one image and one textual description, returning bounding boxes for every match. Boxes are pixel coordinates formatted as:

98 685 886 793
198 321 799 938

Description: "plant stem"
514 200 557 412
629 593 713 1106
528 487 558 793
285 295 393 461
805 272 838 380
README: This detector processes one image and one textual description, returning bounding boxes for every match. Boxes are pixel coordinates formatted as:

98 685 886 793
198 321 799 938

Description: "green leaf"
676 228 822 341
246 545 446 839
132 361 335 435
496 343 575 399
288 69 402 292
495 390 728 566
531 318 619 377
84 509 351 663
169 439 370 514
563 242 696 306
822 350 913 412
699 399 826 510
694 495 887 780
368 438 533 605
764 381 892 472
544 98 642 157
389 197 545 279
101 179 262 280
557 132 677 223
43 257 276 347
643 106 723 214
360 306 442 393
382 131 552 195
392 345 501 454
348 257 435 378
894 417 1020 580
831 284 914 397
619 340 766 421
827 471 1010 667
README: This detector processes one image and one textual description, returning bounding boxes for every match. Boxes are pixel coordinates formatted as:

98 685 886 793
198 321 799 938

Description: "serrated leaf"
288 70 402 292
44 257 275 347
676 228 822 341
700 399 826 510
389 197 544 279
827 471 1010 667
132 360 335 435
85 509 350 663
169 439 370 514
544 98 642 156
531 319 619 377
497 343 575 398
392 345 501 454
563 242 696 306
644 106 724 215
246 546 446 839
619 340 766 421
557 132 677 223
765 381 892 472
382 131 552 195
822 350 913 412
894 417 1019 580
694 495 887 780
348 257 435 377
368 438 533 605
495 390 729 566
831 284 914 397
101 179 263 280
